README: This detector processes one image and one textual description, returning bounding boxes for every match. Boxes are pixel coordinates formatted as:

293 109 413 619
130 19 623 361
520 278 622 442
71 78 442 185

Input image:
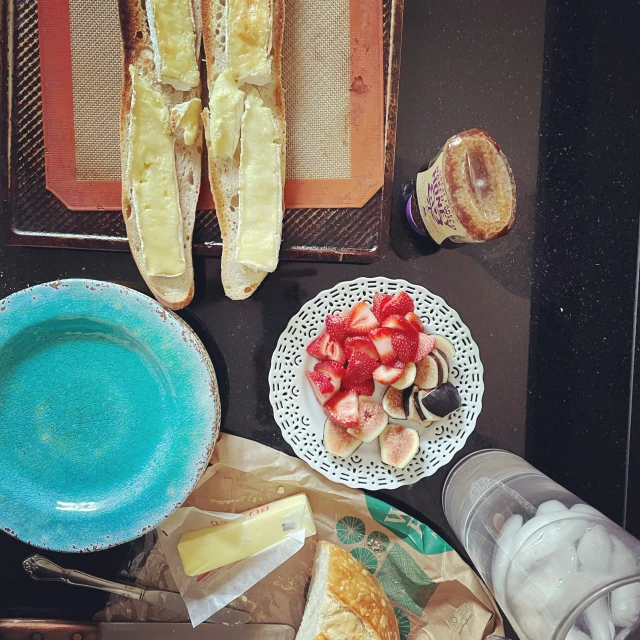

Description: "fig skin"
420 382 461 418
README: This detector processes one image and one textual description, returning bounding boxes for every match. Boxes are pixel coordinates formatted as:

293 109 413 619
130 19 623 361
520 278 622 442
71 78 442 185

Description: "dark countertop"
1 0 640 637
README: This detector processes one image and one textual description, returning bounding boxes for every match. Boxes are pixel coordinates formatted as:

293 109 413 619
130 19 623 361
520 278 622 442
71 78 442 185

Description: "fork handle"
23 554 144 600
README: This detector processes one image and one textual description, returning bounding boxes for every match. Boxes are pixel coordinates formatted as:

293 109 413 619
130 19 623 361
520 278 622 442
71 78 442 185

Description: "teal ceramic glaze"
0 280 220 552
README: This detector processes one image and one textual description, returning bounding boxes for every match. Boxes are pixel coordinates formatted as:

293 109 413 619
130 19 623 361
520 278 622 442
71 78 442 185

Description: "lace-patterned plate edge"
268 277 484 490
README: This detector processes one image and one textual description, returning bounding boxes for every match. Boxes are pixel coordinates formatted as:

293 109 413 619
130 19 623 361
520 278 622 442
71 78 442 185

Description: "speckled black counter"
1 1 639 637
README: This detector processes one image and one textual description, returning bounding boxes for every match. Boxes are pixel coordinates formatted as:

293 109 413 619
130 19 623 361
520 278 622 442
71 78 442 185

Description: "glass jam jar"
406 129 516 244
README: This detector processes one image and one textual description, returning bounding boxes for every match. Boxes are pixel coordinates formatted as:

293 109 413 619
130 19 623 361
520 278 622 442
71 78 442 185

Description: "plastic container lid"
442 449 539 543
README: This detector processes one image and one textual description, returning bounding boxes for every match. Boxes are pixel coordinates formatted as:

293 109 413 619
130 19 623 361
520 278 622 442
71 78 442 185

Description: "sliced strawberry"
382 314 418 334
344 350 379 383
305 370 337 406
405 312 425 333
323 390 359 429
344 335 379 362
315 360 345 388
342 377 375 396
369 327 397 365
373 363 405 385
315 360 344 374
415 332 436 362
306 332 330 359
347 301 380 335
391 330 419 363
372 292 393 322
306 332 347 364
325 314 348 343
326 339 347 364
382 291 414 319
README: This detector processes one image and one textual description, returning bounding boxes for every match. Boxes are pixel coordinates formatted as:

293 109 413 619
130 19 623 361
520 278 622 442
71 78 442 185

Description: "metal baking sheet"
1 0 403 263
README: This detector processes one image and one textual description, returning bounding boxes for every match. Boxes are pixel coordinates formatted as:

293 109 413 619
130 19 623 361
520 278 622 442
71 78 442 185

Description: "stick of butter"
177 494 316 576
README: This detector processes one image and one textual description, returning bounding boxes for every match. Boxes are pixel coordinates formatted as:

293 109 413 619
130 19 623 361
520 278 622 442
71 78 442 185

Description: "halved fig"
402 385 414 417
382 386 407 420
379 424 420 468
415 354 438 390
440 351 451 382
415 389 443 422
324 419 362 457
431 350 449 385
433 347 450 369
348 397 388 443
391 361 417 390
433 335 455 361
419 382 462 418
407 387 421 423
411 389 434 427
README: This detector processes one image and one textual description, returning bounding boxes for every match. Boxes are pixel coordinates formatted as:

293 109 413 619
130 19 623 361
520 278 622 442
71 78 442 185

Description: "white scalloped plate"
268 277 483 489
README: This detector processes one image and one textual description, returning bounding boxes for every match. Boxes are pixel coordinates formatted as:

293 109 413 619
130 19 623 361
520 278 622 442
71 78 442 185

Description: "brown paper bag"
101 435 503 639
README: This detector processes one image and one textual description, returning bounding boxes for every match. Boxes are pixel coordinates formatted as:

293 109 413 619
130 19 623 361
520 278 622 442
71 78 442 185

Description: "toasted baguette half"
118 0 203 310
201 0 286 300
296 541 400 640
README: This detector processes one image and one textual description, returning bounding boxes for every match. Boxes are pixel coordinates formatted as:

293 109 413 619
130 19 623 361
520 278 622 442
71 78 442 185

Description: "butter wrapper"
158 497 314 626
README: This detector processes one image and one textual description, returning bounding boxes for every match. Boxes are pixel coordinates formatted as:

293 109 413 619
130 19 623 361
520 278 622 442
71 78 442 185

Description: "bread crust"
323 542 400 640
118 0 201 309
297 542 400 640
201 0 286 300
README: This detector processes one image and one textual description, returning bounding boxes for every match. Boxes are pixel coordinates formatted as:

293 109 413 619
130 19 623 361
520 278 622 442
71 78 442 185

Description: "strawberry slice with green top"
347 301 380 335
344 335 379 362
306 331 347 364
323 390 360 429
391 329 419 363
344 350 379 383
325 314 349 343
372 292 393 322
381 291 414 319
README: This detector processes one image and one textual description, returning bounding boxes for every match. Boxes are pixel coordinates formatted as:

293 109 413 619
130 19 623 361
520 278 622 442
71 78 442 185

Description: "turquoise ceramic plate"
0 280 220 551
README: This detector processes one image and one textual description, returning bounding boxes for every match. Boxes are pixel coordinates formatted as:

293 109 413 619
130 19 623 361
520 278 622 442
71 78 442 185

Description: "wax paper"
99 434 504 639
158 504 311 626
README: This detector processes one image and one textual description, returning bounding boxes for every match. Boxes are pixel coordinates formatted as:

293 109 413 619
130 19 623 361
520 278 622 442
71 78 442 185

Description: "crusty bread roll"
296 541 400 640
118 0 202 310
201 0 286 300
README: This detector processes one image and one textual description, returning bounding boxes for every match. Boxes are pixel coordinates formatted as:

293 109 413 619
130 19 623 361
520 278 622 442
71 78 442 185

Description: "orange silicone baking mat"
3 0 402 262
37 0 384 211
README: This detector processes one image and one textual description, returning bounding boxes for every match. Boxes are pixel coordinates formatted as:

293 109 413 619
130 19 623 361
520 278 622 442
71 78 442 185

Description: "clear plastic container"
443 450 640 640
